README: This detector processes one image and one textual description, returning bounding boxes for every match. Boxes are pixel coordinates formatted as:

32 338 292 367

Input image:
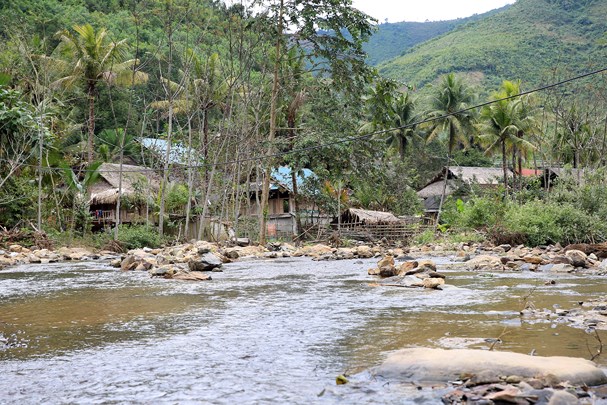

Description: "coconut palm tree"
387 92 419 160
361 78 419 160
50 24 148 163
426 73 476 224
478 81 536 194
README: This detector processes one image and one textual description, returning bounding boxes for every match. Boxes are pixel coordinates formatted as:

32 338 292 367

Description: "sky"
351 0 517 23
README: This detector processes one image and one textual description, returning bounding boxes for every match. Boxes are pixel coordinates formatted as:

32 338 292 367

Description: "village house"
88 163 161 228
417 166 512 216
242 166 329 238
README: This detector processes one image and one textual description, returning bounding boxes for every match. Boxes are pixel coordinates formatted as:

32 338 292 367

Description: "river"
1 256 606 403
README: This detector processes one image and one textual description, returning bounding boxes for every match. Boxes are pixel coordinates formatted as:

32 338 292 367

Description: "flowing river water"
1 256 606 403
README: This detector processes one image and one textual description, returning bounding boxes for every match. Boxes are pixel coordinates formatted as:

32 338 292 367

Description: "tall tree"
426 73 476 225
478 80 535 194
362 78 419 160
255 0 375 244
51 24 147 163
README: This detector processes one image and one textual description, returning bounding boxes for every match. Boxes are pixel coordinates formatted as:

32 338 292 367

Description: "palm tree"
387 92 419 160
426 73 476 224
51 24 147 163
478 81 535 194
361 78 419 160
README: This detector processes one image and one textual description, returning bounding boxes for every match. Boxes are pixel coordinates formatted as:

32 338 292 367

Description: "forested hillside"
363 6 509 66
378 0 607 91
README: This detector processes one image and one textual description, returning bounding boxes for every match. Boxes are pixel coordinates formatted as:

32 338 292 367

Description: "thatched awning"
334 208 401 225
88 163 161 206
417 180 457 199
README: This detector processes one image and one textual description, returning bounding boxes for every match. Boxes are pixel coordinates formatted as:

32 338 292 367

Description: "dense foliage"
2 0 607 248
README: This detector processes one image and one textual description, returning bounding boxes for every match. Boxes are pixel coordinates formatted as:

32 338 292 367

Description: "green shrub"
413 229 436 245
442 196 505 231
116 225 166 250
501 201 607 246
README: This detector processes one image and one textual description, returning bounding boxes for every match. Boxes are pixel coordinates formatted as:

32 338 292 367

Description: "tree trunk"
184 114 194 241
291 171 302 237
502 139 508 199
87 82 95 163
435 160 449 228
115 129 125 240
259 0 284 245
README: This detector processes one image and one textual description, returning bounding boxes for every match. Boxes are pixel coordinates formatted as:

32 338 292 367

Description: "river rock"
377 255 395 268
397 261 418 275
172 270 212 281
417 259 436 272
224 249 240 259
376 348 607 386
422 277 445 289
8 244 23 253
379 265 397 278
356 245 374 258
121 250 159 271
296 244 334 258
523 255 543 265
552 256 573 265
57 247 93 261
234 237 250 247
149 264 180 277
565 250 588 268
551 263 575 273
467 255 503 270
188 252 223 272
538 264 554 272
368 267 380 276
335 248 355 260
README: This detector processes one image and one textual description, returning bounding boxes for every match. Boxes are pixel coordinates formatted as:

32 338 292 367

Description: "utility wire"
12 65 607 174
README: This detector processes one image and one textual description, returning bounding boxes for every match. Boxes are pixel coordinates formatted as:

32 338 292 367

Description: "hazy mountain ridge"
376 0 607 91
363 5 510 66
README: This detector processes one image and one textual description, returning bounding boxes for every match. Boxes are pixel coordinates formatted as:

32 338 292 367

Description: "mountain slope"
377 0 607 91
363 6 510 66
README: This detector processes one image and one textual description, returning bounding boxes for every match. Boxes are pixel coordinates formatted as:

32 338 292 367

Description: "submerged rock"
376 348 607 386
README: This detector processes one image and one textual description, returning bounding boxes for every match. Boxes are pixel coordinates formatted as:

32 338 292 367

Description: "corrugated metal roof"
140 138 204 166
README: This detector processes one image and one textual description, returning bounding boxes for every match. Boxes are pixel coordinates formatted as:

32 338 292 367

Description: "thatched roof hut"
89 163 161 206
333 208 401 225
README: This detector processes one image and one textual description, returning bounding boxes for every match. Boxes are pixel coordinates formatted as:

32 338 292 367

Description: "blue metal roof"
271 166 314 191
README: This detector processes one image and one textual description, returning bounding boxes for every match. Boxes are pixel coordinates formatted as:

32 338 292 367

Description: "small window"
282 199 290 213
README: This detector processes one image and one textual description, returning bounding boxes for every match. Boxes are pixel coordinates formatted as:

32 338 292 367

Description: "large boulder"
467 255 503 270
565 249 588 268
356 245 374 258
188 252 223 272
376 348 607 386
422 277 445 289
295 244 334 258
120 249 159 271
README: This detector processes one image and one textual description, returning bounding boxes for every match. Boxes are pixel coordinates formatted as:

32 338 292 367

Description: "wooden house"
88 163 161 227
242 167 328 237
417 166 512 215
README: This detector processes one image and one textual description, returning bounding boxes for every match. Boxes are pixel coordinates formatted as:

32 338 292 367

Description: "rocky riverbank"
370 347 607 404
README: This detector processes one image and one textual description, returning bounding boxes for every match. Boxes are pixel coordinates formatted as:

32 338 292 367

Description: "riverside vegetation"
1 0 607 254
